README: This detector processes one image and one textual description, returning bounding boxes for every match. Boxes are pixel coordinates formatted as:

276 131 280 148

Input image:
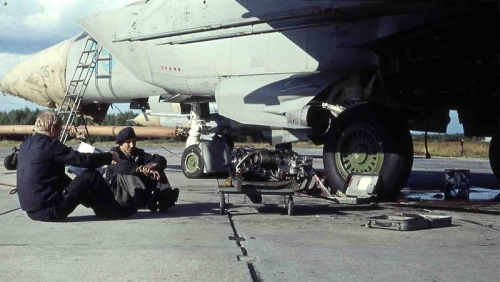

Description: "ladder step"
96 75 111 79
57 35 100 145
60 97 74 102
57 111 73 115
58 109 78 113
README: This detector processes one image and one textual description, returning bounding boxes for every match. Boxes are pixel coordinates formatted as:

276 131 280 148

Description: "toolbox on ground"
365 213 452 231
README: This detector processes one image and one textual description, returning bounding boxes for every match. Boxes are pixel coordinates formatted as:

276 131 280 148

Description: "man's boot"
158 188 179 212
147 188 160 213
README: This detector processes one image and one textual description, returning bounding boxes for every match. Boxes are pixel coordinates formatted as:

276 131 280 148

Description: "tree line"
0 108 137 126
411 132 486 142
0 107 137 142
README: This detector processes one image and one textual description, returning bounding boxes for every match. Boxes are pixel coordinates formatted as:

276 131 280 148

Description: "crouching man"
104 127 179 214
16 111 122 222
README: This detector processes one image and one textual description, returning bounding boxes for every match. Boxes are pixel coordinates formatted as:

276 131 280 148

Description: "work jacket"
104 146 167 179
16 133 113 212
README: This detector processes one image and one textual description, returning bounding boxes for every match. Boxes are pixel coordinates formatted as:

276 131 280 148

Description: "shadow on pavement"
64 202 222 222
405 171 500 191
166 165 182 172
166 165 229 179
229 203 383 216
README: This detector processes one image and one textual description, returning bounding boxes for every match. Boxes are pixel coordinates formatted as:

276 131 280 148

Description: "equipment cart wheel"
219 193 226 215
285 196 294 216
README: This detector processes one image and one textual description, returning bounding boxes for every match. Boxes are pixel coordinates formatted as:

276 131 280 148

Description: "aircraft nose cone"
0 37 76 108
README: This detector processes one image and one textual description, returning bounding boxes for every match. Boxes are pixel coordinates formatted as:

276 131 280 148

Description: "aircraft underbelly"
215 72 337 128
76 0 447 99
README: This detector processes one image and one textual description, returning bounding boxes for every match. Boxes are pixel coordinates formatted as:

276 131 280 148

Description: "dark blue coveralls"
16 133 118 221
104 146 177 213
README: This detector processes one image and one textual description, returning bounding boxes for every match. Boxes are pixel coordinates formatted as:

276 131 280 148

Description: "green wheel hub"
185 152 200 173
334 123 384 178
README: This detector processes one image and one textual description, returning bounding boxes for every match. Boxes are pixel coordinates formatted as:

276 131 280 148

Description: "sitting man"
16 111 122 222
104 127 179 214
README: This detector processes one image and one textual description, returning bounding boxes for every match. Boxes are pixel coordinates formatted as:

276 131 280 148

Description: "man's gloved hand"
146 170 161 181
142 162 159 173
136 164 161 181
135 165 145 174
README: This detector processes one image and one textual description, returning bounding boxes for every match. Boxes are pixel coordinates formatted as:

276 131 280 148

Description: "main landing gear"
323 103 414 197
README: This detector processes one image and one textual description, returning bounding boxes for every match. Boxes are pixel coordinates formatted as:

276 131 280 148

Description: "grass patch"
413 141 489 159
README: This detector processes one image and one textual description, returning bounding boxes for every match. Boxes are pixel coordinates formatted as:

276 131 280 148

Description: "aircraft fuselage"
77 0 440 98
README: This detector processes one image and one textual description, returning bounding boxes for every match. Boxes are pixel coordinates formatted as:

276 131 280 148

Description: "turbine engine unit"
229 147 313 182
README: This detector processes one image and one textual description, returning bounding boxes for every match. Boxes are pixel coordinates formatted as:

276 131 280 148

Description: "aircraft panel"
76 3 151 81
215 72 335 127
228 32 270 75
267 30 309 73
115 0 381 43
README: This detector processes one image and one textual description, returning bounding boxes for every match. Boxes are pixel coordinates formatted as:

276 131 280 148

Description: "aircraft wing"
109 1 447 45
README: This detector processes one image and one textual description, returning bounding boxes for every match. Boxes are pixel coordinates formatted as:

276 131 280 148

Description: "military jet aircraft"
1 0 498 196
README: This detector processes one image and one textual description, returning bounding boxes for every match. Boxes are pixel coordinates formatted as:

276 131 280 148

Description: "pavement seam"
0 207 21 216
457 218 500 231
228 212 262 282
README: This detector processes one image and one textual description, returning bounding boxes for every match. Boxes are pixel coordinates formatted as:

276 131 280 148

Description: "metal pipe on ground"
0 125 181 139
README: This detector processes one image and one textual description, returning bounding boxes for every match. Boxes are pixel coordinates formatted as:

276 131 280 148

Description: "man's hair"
34 111 62 133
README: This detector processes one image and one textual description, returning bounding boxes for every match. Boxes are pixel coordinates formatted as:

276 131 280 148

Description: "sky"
0 0 138 114
0 0 464 133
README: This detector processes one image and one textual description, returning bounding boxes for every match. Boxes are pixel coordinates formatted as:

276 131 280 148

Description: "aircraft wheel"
181 145 205 178
489 136 499 180
323 103 413 197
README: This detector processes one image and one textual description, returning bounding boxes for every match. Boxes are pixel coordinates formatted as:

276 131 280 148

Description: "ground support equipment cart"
218 171 380 215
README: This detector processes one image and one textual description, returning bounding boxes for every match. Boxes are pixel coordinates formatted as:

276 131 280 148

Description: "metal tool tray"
365 213 452 231
218 183 296 216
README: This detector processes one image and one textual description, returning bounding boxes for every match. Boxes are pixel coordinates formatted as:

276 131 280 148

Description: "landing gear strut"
180 102 233 178
489 136 499 180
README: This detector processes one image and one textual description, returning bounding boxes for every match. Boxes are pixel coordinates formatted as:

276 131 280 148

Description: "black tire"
181 145 205 178
323 103 414 197
489 136 499 180
4 153 18 171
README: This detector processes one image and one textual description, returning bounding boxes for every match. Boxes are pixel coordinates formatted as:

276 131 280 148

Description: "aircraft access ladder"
56 35 103 144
